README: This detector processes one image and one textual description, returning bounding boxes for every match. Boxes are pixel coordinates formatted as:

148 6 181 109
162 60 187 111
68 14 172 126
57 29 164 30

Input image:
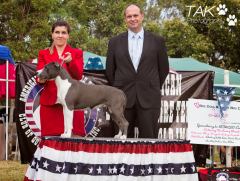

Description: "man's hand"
38 78 47 84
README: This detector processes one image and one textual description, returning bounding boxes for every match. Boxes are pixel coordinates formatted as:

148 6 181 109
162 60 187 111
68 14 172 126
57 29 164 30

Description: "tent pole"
6 60 9 160
224 70 231 167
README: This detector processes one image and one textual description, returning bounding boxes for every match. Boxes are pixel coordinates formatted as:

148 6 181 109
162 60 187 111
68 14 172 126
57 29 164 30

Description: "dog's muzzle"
36 69 43 76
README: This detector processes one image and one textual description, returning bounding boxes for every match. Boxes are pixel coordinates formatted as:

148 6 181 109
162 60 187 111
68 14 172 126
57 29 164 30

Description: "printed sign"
188 99 240 146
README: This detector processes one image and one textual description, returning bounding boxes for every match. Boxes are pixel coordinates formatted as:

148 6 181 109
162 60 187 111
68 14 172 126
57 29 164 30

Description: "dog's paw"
120 135 127 139
60 133 71 138
60 133 68 138
114 135 121 139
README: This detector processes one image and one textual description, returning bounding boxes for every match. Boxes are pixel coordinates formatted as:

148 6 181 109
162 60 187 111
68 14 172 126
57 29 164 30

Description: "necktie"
132 34 140 72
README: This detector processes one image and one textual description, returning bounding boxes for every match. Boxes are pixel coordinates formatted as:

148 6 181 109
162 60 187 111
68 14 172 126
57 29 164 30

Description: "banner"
15 63 214 165
188 99 240 146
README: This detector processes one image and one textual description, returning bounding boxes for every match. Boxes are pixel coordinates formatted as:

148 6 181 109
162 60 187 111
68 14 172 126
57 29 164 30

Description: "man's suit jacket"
106 30 169 109
36 44 84 106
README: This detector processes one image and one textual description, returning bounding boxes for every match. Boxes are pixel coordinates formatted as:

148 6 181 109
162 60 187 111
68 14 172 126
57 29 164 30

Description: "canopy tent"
83 52 106 67
169 58 240 96
0 44 15 160
0 45 15 65
83 52 240 96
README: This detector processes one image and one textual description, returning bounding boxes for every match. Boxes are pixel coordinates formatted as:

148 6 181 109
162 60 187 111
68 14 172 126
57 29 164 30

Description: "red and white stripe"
169 67 178 74
25 99 41 137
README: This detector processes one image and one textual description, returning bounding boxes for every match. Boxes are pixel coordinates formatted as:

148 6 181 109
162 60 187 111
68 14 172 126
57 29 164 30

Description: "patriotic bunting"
213 86 237 118
24 137 198 181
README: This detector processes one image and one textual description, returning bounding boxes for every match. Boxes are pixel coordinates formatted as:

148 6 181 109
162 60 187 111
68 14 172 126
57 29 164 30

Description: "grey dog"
37 61 128 138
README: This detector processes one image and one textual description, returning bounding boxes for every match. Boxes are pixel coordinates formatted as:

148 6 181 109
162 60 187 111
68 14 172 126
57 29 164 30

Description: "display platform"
24 137 198 181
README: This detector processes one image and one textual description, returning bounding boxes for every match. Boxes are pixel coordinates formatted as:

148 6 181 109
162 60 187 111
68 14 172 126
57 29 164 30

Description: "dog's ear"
54 61 60 68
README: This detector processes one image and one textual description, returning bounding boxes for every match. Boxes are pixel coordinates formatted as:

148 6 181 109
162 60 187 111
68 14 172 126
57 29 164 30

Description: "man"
106 4 169 138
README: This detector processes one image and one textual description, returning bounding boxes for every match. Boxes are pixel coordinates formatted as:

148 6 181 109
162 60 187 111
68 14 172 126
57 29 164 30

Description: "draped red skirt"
40 104 86 137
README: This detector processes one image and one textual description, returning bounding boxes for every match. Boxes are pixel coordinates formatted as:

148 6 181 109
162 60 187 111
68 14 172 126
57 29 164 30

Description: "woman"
36 20 86 137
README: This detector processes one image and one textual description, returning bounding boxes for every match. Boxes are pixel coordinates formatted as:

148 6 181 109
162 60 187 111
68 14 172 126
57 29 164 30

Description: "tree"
0 0 58 62
182 0 240 72
66 0 146 56
161 17 214 62
144 0 184 24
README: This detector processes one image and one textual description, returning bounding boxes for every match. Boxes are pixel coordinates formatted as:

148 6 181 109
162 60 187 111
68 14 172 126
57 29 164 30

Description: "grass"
0 154 28 181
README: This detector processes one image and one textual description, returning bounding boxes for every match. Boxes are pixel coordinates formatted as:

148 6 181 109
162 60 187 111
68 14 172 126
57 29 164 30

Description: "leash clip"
61 59 64 66
60 55 65 66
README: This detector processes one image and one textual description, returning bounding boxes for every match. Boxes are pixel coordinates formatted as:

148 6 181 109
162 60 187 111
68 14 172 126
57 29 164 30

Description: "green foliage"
144 21 161 35
0 0 239 72
144 0 184 23
67 0 143 39
162 18 214 62
182 0 240 72
0 0 58 62
66 0 145 56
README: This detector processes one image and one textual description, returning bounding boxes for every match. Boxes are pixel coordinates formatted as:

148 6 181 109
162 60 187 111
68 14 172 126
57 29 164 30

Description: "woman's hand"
38 78 47 84
61 52 72 64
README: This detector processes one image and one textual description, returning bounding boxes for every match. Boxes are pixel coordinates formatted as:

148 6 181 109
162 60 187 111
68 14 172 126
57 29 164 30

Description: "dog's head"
37 61 61 80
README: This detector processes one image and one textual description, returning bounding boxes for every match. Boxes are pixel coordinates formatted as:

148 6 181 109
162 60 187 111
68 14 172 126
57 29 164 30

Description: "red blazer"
37 44 84 106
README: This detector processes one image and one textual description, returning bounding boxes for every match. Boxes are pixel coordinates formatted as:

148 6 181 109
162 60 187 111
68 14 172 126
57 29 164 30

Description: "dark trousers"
114 96 160 138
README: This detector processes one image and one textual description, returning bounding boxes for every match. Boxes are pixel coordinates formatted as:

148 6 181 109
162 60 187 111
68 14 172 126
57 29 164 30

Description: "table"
24 137 198 181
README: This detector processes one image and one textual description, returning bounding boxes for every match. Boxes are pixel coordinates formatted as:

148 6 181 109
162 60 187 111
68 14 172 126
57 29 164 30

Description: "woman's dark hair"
52 20 70 34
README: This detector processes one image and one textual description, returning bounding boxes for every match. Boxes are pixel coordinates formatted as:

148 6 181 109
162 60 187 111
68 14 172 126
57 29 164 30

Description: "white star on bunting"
171 168 174 173
96 166 102 174
191 165 195 172
31 160 36 167
62 163 65 171
120 165 125 173
74 165 78 173
224 90 228 95
157 166 162 174
56 164 62 172
180 165 186 173
108 167 112 174
43 160 49 169
88 167 93 174
130 167 134 174
112 166 117 174
147 166 152 174
140 169 145 175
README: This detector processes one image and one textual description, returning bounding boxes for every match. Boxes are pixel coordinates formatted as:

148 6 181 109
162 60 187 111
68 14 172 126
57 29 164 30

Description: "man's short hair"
124 4 143 16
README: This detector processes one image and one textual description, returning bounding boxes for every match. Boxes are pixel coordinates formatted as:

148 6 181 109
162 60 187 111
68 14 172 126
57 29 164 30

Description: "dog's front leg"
61 106 73 138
